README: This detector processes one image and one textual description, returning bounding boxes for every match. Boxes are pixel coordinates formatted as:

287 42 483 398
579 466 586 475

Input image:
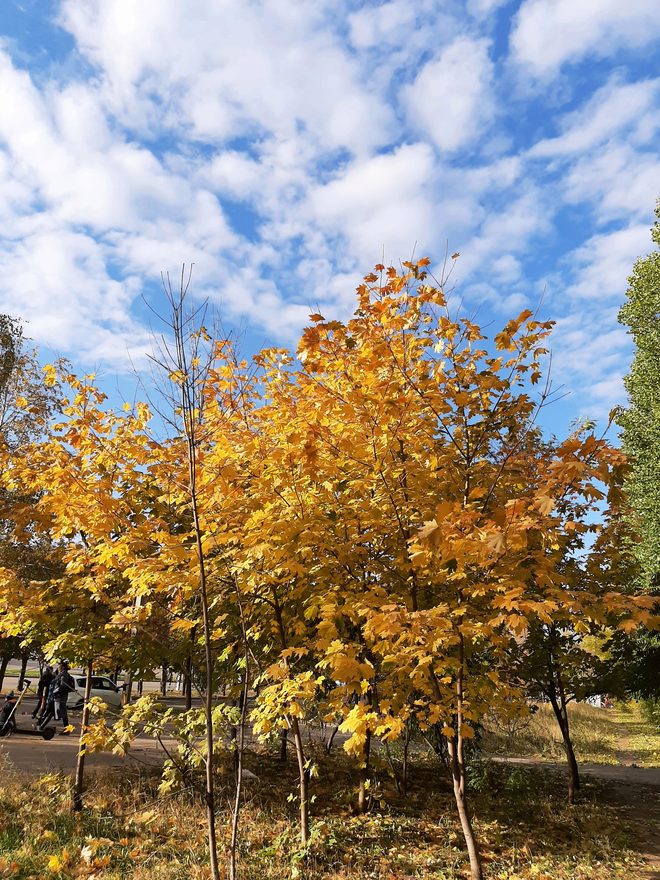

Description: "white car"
70 675 123 711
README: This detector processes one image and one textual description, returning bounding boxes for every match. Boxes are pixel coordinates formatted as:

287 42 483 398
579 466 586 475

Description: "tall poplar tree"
618 203 660 588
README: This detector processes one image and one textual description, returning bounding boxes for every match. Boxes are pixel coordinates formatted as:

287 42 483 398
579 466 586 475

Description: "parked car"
70 675 123 711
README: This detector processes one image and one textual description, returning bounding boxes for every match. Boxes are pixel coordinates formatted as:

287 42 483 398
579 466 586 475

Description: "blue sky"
0 0 658 430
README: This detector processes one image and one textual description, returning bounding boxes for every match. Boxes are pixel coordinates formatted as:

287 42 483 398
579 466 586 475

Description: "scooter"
0 680 56 740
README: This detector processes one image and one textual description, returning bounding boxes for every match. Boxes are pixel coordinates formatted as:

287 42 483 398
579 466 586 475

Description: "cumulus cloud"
59 0 395 155
530 78 660 158
527 77 660 225
0 0 654 427
511 0 660 75
348 0 419 49
565 224 652 300
562 145 660 224
402 37 494 153
307 143 438 261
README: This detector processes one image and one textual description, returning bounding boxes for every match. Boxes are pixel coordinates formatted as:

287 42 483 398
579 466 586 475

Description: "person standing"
32 665 54 719
38 662 76 733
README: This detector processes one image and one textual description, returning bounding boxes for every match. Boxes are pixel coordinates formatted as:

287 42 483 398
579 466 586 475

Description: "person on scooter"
0 691 19 734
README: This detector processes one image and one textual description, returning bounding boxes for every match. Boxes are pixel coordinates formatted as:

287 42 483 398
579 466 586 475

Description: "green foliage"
611 628 660 700
640 697 660 729
618 202 660 588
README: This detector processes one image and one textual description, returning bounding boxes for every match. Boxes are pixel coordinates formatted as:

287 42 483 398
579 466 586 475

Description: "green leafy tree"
618 202 660 588
618 203 660 724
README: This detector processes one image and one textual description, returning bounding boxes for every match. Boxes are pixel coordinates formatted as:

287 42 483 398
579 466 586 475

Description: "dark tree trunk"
184 653 193 710
324 724 339 754
279 728 288 763
402 721 411 797
0 654 9 692
160 663 168 697
17 653 28 690
548 691 580 803
73 660 94 812
357 730 372 814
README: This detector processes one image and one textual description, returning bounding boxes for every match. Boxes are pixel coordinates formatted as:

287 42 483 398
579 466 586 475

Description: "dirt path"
611 726 660 878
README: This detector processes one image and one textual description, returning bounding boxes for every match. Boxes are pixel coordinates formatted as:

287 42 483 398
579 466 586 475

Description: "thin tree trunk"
271 587 310 843
192 499 220 880
451 633 482 880
172 292 220 880
229 578 250 880
17 653 28 690
124 672 133 705
0 654 9 691
184 653 193 711
448 737 483 880
561 718 580 805
402 721 411 797
555 667 580 801
384 740 402 795
357 729 372 814
73 660 93 812
431 635 482 880
228 687 248 880
290 717 310 844
548 690 580 803
325 724 339 754
279 728 288 762
161 663 168 697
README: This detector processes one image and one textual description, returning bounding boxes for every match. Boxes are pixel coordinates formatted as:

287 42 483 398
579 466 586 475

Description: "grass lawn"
0 749 648 880
482 701 660 767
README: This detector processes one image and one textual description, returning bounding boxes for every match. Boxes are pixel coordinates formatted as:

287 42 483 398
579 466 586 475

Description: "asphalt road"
0 732 165 775
0 697 171 776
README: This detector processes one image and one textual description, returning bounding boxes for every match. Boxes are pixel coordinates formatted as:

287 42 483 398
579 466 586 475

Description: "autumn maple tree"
2 258 658 880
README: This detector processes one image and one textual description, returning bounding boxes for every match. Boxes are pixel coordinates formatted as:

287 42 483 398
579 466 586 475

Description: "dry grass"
0 745 647 879
482 700 660 766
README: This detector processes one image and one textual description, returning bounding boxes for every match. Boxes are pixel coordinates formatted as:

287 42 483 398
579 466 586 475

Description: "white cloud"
402 37 494 152
467 0 512 20
307 143 438 263
530 78 660 158
452 186 550 281
59 0 395 155
0 224 148 365
565 224 652 300
348 1 418 49
0 51 226 235
0 0 654 409
511 0 660 75
548 312 630 419
563 145 660 223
